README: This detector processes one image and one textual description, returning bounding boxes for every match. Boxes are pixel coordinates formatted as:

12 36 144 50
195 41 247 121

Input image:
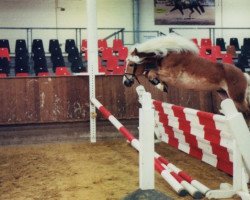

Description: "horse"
168 0 205 18
123 34 250 115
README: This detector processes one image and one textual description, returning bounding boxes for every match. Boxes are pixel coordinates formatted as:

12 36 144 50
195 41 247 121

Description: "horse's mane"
129 34 199 58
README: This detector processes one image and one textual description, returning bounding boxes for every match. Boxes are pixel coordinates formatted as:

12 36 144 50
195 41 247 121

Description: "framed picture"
154 0 215 25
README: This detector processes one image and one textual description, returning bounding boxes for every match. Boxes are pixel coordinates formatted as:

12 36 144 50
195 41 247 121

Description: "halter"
124 63 141 85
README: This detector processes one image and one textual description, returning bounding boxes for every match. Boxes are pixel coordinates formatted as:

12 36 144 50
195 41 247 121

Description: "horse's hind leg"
194 7 202 15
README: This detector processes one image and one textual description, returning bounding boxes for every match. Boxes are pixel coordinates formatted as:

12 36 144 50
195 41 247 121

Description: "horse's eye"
129 63 136 67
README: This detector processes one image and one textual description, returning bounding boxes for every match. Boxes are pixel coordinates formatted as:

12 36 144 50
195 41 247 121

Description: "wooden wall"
0 75 218 125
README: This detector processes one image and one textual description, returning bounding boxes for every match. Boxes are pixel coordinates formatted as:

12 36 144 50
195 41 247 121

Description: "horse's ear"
134 48 138 55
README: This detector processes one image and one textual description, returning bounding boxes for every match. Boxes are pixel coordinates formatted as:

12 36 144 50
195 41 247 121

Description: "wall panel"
0 76 216 125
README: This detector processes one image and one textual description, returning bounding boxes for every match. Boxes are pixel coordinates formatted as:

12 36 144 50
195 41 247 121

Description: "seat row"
198 44 250 72
0 38 128 77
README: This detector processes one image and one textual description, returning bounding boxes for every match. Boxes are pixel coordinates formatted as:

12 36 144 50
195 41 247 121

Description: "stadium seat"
191 38 199 46
68 46 80 63
117 47 128 66
216 38 226 51
16 47 29 58
112 39 123 53
229 38 240 51
199 46 210 57
81 39 87 52
237 54 249 72
33 56 48 75
0 39 10 53
243 38 250 47
200 38 212 48
241 45 250 58
222 54 233 64
0 57 10 76
65 39 76 53
98 39 108 52
0 48 10 61
226 45 237 58
55 66 71 76
16 72 29 77
50 47 63 62
101 47 113 66
32 39 44 53
52 56 65 72
71 56 86 73
15 39 27 53
104 56 116 75
211 45 223 59
49 39 60 53
0 73 7 78
37 72 50 77
15 56 29 74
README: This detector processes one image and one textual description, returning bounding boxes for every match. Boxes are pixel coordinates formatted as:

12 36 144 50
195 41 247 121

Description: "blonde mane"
128 34 199 63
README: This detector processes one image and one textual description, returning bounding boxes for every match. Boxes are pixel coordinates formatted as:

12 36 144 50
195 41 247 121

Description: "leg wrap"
149 78 160 85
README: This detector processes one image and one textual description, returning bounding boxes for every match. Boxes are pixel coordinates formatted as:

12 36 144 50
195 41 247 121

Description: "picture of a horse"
154 0 215 25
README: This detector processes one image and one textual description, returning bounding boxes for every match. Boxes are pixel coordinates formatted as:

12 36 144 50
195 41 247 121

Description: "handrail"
104 28 125 41
169 27 250 44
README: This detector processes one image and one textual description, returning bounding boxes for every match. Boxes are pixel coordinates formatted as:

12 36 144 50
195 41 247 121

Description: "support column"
87 0 98 143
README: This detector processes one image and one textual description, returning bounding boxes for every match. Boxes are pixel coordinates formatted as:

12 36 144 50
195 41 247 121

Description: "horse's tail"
224 65 249 113
244 73 250 103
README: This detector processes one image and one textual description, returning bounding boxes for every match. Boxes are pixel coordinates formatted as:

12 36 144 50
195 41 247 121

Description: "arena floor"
0 138 241 200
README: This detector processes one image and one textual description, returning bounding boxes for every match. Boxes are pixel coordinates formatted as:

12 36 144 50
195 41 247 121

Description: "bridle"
123 63 141 85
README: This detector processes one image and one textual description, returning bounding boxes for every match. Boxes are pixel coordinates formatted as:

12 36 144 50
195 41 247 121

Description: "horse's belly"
162 74 222 91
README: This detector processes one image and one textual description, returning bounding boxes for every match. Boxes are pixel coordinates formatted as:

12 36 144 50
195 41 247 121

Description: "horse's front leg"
146 70 168 93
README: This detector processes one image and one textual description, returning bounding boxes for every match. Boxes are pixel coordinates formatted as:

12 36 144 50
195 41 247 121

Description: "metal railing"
0 27 125 53
0 27 168 53
169 27 250 45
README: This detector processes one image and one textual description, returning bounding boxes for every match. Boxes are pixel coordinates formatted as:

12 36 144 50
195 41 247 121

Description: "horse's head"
123 48 156 87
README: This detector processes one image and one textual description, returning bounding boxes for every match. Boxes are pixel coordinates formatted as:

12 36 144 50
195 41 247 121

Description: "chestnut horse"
123 34 250 115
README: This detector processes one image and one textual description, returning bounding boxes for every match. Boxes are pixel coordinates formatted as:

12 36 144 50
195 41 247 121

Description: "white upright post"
138 87 155 190
87 0 98 143
221 99 250 175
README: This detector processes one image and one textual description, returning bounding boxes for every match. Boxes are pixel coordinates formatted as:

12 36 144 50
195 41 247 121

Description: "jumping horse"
123 34 250 115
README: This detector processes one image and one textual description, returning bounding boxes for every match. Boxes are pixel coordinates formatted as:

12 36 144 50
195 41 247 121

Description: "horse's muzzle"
123 76 134 87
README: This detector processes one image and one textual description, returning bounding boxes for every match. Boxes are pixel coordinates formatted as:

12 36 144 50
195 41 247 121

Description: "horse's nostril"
123 79 134 87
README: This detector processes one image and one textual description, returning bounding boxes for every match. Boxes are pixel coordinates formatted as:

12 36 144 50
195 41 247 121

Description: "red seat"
204 55 217 63
0 48 10 61
105 56 118 75
55 67 71 76
117 47 128 67
102 47 113 60
98 39 108 52
16 72 29 77
200 38 212 48
222 54 233 64
117 47 128 60
81 39 87 52
191 38 199 46
98 57 106 73
199 46 211 57
211 45 223 58
0 73 7 78
38 72 50 77
112 39 123 53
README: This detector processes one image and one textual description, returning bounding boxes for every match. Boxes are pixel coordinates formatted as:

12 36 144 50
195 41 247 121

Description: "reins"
124 63 141 85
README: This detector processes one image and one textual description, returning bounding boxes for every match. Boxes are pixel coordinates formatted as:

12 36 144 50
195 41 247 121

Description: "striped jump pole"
151 92 250 199
90 97 188 197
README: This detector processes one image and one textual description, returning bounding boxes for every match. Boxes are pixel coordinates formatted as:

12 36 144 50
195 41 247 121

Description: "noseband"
124 63 141 85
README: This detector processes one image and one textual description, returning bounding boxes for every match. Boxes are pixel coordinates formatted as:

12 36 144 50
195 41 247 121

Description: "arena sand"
0 139 241 200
